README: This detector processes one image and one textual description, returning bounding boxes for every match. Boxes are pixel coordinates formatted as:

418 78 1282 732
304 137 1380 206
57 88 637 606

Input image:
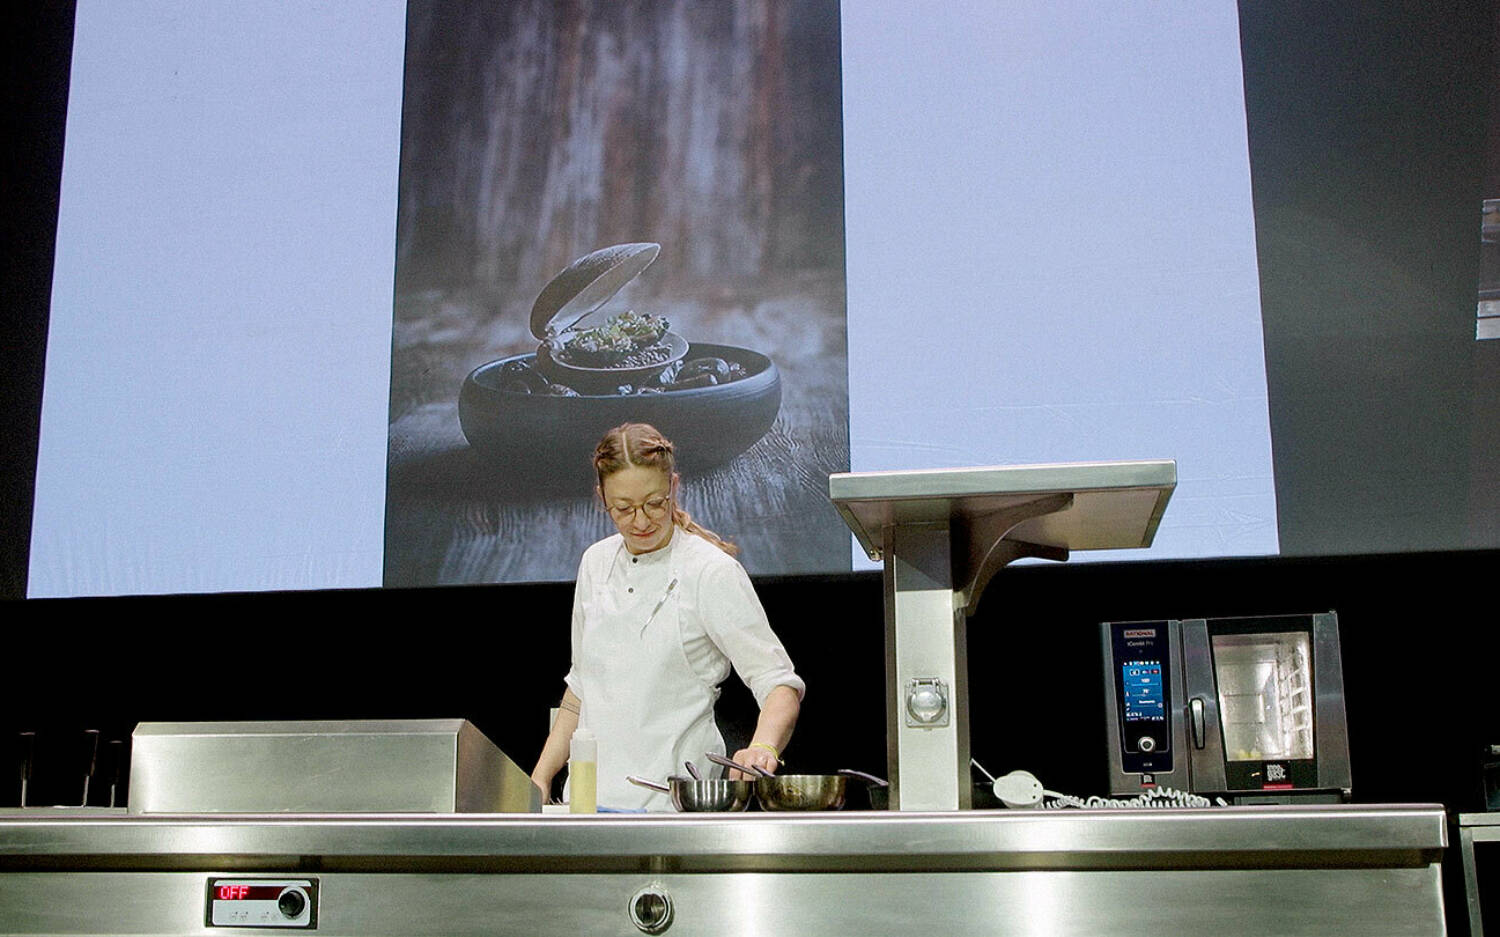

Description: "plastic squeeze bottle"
569 726 597 814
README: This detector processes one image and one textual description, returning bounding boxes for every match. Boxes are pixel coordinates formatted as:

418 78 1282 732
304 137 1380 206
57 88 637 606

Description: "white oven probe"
972 759 1051 808
972 759 1225 809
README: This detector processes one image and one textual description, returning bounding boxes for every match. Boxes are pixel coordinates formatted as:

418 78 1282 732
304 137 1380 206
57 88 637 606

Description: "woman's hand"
530 689 582 803
530 772 557 804
727 745 780 779
725 685 801 779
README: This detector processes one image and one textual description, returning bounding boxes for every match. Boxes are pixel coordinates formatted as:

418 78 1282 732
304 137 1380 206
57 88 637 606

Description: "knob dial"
628 885 673 934
1137 736 1156 753
278 889 307 919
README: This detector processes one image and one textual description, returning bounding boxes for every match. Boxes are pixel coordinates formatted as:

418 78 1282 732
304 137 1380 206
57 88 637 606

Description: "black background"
5 551 1497 811
3 2 1500 932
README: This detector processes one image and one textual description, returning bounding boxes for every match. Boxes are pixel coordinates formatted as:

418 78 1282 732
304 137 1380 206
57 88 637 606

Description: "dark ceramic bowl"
459 342 781 487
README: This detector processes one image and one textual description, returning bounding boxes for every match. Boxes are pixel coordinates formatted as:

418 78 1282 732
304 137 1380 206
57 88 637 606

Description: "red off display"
216 885 284 901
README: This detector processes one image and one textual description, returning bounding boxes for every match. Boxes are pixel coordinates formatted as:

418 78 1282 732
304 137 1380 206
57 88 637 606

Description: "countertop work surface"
0 804 1447 874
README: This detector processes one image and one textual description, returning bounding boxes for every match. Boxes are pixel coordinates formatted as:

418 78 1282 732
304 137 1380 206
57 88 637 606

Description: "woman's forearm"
729 684 801 777
530 688 582 798
751 684 801 753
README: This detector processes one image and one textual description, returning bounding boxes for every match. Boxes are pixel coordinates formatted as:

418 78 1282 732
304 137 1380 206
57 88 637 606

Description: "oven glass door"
1209 630 1314 763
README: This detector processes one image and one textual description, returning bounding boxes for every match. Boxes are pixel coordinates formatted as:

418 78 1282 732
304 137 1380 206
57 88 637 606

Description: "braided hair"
592 422 739 556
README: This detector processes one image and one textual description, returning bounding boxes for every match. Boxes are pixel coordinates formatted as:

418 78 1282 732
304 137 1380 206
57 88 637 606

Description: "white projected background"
841 1 1277 566
28 0 1275 597
28 2 405 597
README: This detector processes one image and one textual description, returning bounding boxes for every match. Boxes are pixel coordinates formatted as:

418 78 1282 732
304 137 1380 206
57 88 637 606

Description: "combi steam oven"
1102 612 1352 803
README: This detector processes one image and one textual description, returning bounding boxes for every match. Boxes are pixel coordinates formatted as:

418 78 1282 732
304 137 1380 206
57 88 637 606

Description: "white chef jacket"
563 529 804 810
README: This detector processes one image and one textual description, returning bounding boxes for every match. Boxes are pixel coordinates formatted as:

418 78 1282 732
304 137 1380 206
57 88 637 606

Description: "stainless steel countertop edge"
0 804 1447 861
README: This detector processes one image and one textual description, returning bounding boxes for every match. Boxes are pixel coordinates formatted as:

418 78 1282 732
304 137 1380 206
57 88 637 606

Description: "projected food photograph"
384 0 850 585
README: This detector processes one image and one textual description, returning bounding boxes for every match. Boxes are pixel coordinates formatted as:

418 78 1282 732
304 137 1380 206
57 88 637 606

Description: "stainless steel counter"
1457 812 1499 936
0 804 1449 935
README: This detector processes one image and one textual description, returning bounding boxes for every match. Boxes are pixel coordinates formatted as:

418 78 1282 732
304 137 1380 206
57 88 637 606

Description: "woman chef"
530 422 804 810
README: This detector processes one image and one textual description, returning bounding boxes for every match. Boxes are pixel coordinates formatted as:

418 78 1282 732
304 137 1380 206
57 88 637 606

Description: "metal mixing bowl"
627 775 754 812
672 778 754 812
754 774 847 811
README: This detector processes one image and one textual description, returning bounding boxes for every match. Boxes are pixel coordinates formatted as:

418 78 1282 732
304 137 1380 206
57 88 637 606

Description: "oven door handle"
1189 697 1207 749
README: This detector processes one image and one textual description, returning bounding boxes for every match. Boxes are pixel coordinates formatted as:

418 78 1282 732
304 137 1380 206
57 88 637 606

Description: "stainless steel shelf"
829 460 1177 562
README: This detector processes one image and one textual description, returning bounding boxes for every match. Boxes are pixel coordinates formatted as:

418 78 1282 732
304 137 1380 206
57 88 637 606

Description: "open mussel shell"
529 242 661 340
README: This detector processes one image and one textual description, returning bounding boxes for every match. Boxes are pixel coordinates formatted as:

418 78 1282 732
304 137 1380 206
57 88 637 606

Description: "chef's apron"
571 535 724 811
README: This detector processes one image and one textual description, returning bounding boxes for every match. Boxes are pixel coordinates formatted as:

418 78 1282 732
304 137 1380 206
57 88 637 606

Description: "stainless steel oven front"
1102 612 1351 803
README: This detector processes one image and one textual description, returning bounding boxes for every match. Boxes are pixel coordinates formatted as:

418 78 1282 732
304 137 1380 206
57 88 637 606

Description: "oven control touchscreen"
207 879 317 928
1111 623 1173 774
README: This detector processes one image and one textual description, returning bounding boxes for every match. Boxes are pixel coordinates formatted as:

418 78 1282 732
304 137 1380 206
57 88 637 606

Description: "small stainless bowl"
628 775 754 812
672 778 754 812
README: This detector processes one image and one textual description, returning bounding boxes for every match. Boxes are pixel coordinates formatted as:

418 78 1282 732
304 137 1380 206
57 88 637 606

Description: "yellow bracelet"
749 741 782 763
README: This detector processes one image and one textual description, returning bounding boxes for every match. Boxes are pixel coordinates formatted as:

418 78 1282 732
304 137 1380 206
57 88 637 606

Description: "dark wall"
0 4 73 600
6 549 1496 814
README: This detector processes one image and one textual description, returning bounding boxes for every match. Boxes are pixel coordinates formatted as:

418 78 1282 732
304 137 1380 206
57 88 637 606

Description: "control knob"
278 889 307 919
1136 736 1156 753
628 884 673 934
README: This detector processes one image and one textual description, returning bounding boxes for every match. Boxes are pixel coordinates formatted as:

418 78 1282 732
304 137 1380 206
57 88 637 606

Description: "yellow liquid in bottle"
569 760 597 814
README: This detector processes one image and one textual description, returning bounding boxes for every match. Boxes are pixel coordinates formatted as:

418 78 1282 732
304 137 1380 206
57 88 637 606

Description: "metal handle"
106 740 125 809
1190 697 1206 749
838 768 889 787
627 775 671 793
18 732 35 808
80 729 100 807
704 751 772 778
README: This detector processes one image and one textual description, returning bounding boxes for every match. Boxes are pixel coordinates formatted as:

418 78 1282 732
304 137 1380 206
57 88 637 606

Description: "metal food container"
127 719 540 814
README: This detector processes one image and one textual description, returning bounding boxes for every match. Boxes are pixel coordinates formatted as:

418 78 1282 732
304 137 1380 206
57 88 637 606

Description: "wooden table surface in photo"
384 274 852 585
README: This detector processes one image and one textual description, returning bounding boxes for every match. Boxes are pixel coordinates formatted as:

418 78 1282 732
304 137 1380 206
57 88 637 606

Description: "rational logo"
1122 628 1157 639
1262 762 1294 789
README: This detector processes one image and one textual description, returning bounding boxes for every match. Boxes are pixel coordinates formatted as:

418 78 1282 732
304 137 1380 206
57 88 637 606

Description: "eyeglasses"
607 496 671 522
